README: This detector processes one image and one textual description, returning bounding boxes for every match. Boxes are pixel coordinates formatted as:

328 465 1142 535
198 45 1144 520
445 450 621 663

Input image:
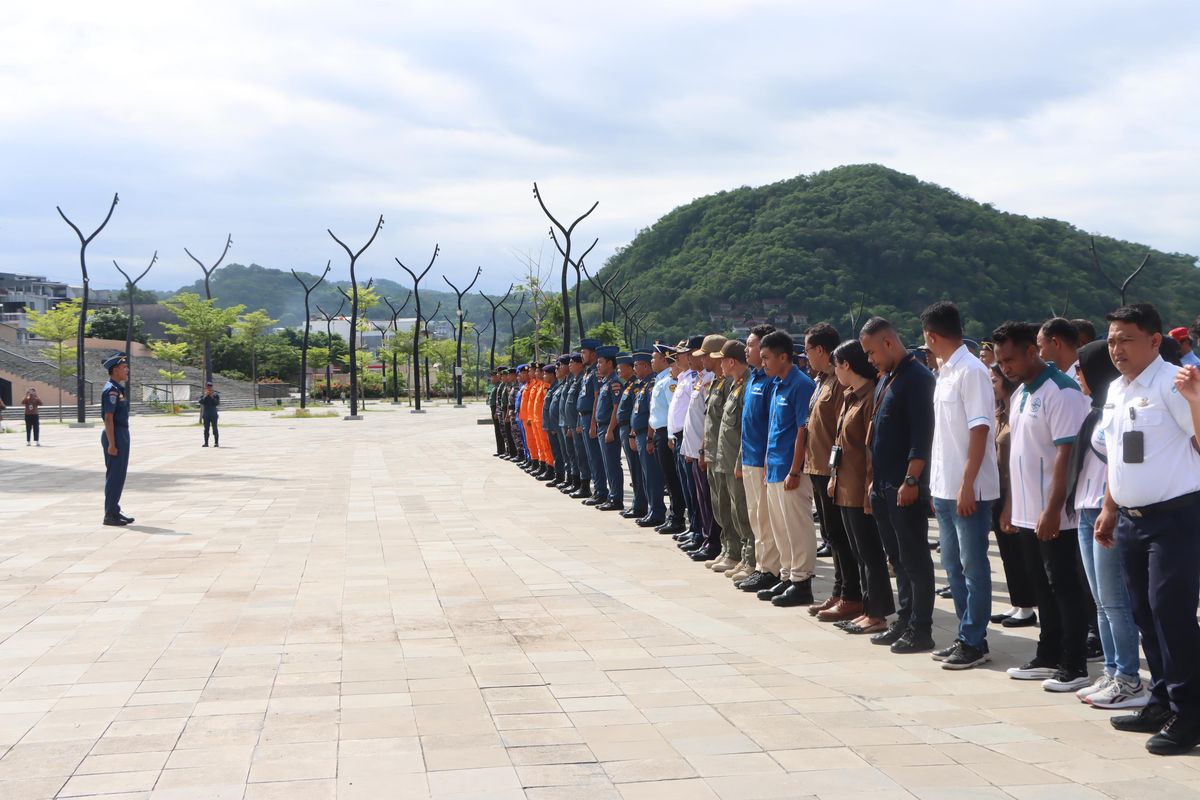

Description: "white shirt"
930 344 1001 501
1100 356 1200 507
681 370 713 459
1182 350 1200 368
648 367 676 430
1009 364 1089 530
667 369 695 435
1075 425 1109 511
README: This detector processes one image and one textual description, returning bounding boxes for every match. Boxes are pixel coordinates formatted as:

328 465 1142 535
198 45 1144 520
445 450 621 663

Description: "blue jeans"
933 497 994 649
1078 508 1141 680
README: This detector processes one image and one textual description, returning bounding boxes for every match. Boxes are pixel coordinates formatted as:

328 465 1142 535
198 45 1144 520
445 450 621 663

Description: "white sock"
1011 607 1035 620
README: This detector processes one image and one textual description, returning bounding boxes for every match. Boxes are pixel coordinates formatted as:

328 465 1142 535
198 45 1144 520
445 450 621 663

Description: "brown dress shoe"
818 599 865 622
809 596 839 617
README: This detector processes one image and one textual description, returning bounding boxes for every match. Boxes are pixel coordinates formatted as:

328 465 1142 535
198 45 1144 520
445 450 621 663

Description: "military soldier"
616 353 646 519
713 340 754 580
487 370 505 457
578 339 608 505
566 353 592 497
100 352 134 527
593 345 624 511
631 351 666 527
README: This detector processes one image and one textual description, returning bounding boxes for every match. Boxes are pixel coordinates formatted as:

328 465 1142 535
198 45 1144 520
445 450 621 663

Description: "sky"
2 1 1198 294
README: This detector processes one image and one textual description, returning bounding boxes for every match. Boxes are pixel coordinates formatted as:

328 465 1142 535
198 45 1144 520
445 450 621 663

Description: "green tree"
27 298 87 421
161 292 244 382
149 340 189 411
234 309 278 408
586 322 626 348
89 307 145 343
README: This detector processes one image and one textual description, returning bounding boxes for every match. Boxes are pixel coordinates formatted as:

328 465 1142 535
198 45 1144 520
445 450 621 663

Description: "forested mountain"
584 164 1200 343
172 263 505 331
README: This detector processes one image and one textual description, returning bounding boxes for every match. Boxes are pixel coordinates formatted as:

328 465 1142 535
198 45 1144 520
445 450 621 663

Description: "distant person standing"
22 389 42 446
199 382 220 447
1039 317 1082 381
100 353 134 527
1169 327 1199 368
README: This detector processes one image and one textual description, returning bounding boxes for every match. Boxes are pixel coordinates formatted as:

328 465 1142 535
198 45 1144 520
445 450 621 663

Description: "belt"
1120 491 1200 519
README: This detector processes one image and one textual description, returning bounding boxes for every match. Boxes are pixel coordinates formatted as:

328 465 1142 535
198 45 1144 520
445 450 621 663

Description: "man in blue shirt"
753 331 818 608
593 346 624 511
565 353 592 497
648 344 686 533
630 352 664 527
736 325 779 593
860 316 938 654
578 338 608 505
100 352 134 527
616 354 646 518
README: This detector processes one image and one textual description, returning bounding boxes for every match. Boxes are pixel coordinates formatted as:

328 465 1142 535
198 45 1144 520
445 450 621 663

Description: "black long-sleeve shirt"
869 353 935 488
199 393 220 420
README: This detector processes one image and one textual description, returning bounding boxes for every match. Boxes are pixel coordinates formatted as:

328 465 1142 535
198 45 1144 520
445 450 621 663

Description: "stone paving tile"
0 404 1196 798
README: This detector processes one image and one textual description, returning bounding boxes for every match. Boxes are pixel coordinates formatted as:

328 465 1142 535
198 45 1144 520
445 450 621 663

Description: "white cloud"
1 0 1197 294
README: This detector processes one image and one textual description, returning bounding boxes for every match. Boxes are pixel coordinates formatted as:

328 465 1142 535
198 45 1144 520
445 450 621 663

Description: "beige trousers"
742 466 777 575
766 475 817 582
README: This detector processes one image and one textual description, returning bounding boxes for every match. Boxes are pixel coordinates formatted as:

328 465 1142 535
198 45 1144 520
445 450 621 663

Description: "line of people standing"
485 303 1200 756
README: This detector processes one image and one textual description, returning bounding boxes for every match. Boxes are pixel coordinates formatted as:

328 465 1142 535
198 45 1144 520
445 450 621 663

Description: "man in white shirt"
668 336 703 545
681 334 725 560
1039 317 1081 382
995 321 1092 693
1096 304 1200 756
922 302 1000 670
648 344 686 534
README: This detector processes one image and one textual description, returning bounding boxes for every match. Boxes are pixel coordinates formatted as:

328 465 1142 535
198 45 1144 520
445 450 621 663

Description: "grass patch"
274 408 338 419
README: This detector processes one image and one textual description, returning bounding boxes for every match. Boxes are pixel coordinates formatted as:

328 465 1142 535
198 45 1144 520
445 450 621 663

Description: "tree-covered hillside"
587 164 1200 342
172 263 506 331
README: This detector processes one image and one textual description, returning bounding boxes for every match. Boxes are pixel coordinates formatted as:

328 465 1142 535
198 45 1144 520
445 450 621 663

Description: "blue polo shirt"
766 365 816 483
740 367 773 468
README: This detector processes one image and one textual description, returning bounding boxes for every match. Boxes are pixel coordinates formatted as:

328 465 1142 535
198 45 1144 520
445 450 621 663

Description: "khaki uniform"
712 371 752 566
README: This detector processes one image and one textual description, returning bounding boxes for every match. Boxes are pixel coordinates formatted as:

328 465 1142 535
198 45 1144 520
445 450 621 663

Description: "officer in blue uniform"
552 356 574 490
100 352 134 526
540 363 562 484
578 339 608 505
616 353 646 519
514 365 529 465
594 345 625 511
565 353 591 497
631 351 666 527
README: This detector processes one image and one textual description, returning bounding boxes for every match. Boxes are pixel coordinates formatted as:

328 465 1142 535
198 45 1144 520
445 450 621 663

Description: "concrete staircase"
0 340 265 416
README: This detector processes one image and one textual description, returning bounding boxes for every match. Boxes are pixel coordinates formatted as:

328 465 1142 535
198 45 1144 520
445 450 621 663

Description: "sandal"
846 620 888 635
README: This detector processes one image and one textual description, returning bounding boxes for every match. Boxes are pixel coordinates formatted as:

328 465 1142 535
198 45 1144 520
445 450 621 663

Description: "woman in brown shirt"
828 341 895 635
22 389 43 446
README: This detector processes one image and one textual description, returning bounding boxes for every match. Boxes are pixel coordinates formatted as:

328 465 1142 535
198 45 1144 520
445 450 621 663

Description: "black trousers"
992 501 1035 608
203 417 219 445
492 415 505 455
840 505 895 618
25 414 40 443
812 474 861 602
1118 499 1200 717
871 485 935 635
654 428 685 523
1017 527 1089 672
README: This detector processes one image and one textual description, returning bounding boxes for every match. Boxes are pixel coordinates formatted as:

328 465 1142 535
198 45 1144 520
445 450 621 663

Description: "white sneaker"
1087 675 1150 710
1042 669 1091 693
1076 673 1113 702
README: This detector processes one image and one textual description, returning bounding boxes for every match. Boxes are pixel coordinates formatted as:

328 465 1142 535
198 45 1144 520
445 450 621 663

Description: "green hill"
172 263 507 333
587 164 1200 343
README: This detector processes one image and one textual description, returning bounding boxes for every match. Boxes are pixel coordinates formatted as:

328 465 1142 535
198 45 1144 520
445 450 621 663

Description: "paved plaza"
0 404 1197 800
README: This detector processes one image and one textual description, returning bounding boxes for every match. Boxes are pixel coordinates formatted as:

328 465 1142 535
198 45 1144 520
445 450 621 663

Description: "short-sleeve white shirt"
1099 356 1200 507
931 344 1001 501
1009 364 1089 529
681 370 713 459
667 369 695 436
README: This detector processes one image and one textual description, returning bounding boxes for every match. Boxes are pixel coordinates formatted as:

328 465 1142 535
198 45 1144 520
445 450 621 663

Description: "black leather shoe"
677 534 703 550
690 547 720 562
1146 715 1200 755
103 515 128 527
598 501 624 512
815 541 832 558
1001 612 1038 628
661 521 687 535
738 572 778 592
870 620 907 646
890 631 936 654
569 483 591 499
772 579 815 607
637 516 665 528
1112 703 1175 733
757 580 792 601
620 508 640 519
118 513 135 524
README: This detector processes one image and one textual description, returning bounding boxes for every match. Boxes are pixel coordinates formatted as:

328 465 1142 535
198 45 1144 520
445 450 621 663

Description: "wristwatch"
903 474 919 487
